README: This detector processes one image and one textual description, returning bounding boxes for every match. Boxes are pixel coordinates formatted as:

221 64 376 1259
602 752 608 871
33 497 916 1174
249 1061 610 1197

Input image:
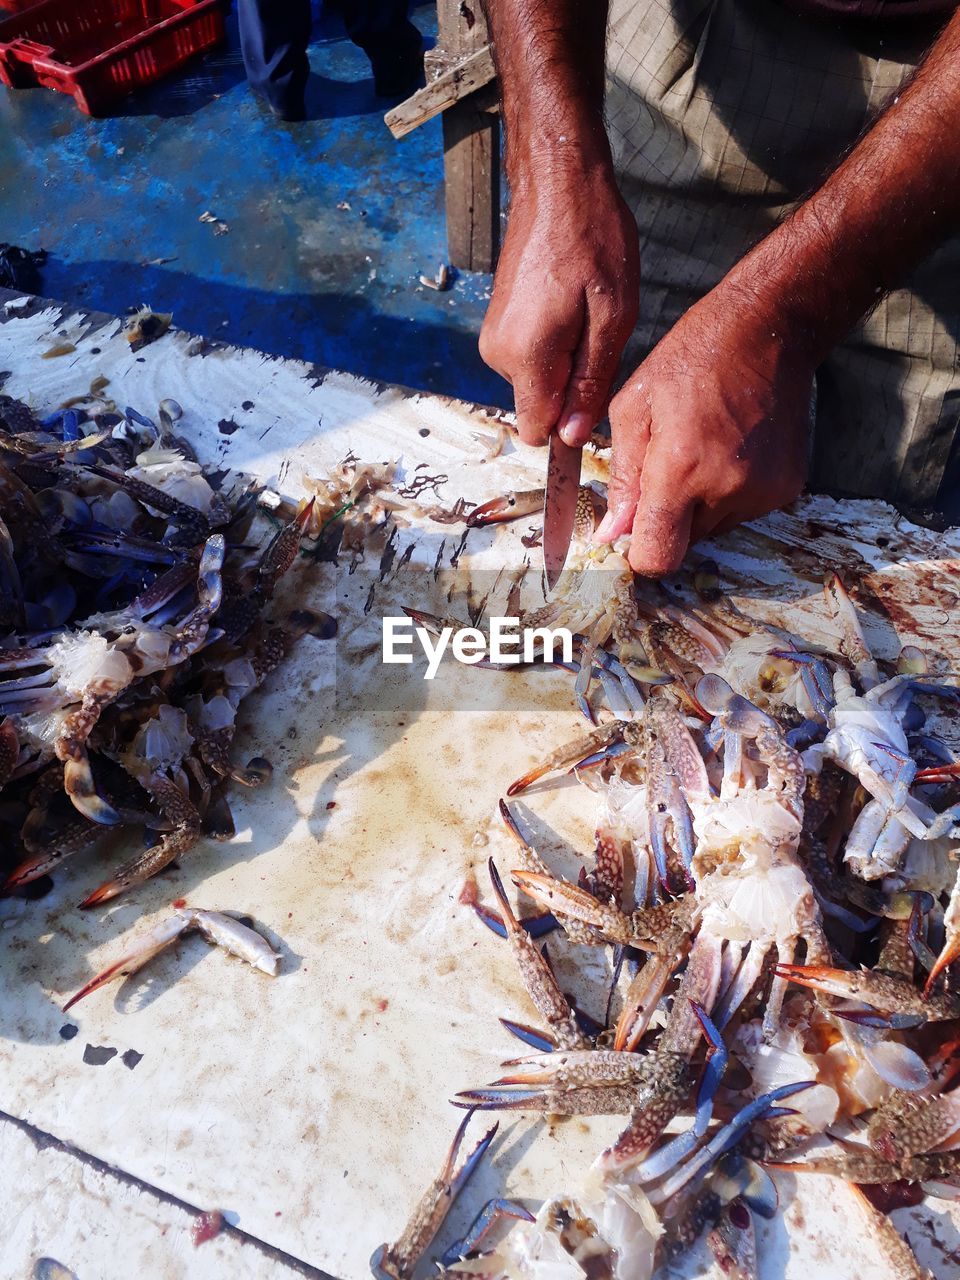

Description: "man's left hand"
594 278 815 575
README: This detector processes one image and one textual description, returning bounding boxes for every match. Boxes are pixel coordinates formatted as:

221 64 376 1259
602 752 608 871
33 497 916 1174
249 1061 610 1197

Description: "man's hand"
479 0 630 448
480 171 639 449
595 281 814 574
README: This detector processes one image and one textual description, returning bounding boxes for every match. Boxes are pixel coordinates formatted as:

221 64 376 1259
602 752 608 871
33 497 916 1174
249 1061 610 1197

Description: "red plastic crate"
0 0 226 116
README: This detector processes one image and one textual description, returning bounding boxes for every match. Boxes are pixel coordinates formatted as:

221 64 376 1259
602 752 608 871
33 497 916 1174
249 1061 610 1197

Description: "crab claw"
256 498 315 593
62 913 191 1011
488 860 588 1052
498 1019 556 1052
824 572 880 689
452 1085 556 1111
925 931 960 997
776 961 960 1023
62 754 122 826
512 871 610 938
648 1081 814 1205
62 909 279 1011
471 903 558 941
440 1199 535 1267
371 1111 499 1280
695 674 776 736
465 490 545 527
506 722 628 795
916 762 960 782
78 879 126 909
513 869 691 956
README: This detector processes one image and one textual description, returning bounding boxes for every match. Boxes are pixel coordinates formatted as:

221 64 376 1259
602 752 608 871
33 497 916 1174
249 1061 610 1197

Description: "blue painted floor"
0 2 510 407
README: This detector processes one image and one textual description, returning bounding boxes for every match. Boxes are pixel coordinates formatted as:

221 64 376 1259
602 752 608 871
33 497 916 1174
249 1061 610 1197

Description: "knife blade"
543 433 583 593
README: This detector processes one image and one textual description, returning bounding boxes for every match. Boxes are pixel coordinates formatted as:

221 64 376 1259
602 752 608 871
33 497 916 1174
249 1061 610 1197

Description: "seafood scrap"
0 393 375 910
379 483 960 1279
62 907 281 1011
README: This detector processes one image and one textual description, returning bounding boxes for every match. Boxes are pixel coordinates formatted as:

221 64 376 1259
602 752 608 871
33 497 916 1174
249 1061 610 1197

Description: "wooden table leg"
436 0 500 274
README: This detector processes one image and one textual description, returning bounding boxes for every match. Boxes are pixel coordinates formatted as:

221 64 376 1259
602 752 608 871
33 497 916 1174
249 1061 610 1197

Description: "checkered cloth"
605 0 959 514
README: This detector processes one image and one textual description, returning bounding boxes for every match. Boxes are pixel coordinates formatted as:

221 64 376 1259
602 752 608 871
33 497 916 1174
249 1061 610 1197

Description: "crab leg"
712 945 767 1030
575 614 616 721
61 908 280 1011
488 860 589 1051
79 774 202 907
370 1111 498 1280
600 933 724 1177
614 952 677 1051
634 1003 728 1182
582 641 650 715
768 1149 960 1183
646 736 696 890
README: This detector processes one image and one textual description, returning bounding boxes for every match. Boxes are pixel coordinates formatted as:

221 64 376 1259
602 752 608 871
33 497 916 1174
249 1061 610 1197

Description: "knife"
543 433 583 593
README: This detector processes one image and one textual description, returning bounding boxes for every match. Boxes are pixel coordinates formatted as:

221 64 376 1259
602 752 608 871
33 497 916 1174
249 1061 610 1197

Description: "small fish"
41 342 76 359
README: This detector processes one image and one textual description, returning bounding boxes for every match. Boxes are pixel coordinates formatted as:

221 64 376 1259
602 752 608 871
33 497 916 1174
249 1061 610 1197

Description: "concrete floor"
0 1 508 407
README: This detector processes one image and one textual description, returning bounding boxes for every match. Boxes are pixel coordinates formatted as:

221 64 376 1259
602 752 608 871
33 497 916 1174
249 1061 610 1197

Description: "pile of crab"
0 390 375 916
374 487 960 1280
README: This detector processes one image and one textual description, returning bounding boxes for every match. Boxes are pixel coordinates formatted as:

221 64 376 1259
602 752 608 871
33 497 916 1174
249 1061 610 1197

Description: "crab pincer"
512 868 695 958
62 908 280 1012
923 872 960 996
454 1048 663 1116
370 1110 498 1280
465 489 546 527
506 720 631 795
775 961 960 1023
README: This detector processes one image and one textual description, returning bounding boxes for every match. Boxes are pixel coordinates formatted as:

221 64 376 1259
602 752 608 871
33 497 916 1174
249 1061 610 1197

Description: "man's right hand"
479 168 640 449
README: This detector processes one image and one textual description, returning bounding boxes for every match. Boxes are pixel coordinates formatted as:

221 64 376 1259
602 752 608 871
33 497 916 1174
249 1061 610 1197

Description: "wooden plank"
442 83 500 272
384 44 496 140
437 0 501 273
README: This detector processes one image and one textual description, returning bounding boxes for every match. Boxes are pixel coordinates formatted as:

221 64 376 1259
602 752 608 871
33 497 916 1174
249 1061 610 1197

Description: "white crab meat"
129 704 194 772
44 631 133 701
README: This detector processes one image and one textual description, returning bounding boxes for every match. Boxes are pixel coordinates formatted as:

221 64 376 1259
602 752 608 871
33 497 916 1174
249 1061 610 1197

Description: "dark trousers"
238 0 420 112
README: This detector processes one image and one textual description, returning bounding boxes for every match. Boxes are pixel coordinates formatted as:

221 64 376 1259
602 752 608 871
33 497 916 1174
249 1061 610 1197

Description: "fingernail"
594 511 617 542
559 412 593 448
